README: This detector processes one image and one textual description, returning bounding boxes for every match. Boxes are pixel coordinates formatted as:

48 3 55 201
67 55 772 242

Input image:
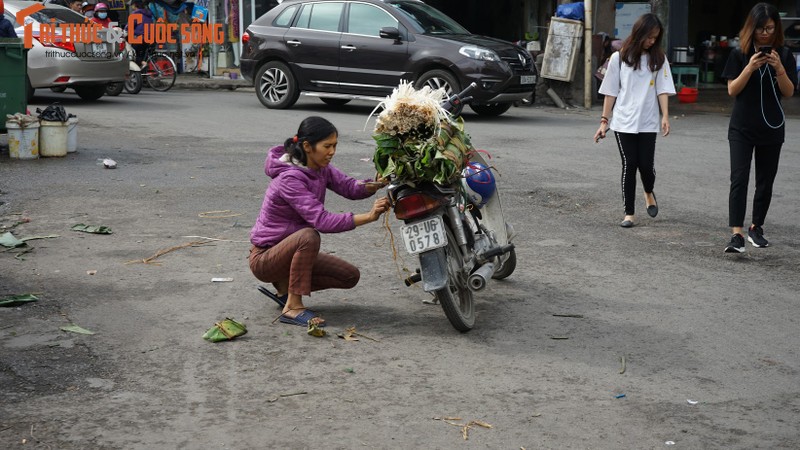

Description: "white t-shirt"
598 52 676 133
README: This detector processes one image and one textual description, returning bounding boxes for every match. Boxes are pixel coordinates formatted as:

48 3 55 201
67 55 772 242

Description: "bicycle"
140 45 177 92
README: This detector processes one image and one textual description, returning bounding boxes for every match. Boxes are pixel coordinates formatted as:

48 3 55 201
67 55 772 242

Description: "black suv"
240 0 537 116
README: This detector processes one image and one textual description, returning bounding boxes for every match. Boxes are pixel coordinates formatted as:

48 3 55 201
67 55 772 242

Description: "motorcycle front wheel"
125 71 143 94
434 225 475 332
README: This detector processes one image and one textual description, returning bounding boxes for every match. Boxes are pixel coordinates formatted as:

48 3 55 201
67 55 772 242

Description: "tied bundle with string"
368 81 474 185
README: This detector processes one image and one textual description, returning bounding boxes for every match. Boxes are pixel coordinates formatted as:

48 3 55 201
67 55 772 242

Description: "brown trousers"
249 228 360 296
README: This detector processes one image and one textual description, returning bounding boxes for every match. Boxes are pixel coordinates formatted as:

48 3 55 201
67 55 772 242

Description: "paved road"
1 89 799 448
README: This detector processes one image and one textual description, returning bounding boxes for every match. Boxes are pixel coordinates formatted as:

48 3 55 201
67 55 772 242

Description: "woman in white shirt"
594 13 676 227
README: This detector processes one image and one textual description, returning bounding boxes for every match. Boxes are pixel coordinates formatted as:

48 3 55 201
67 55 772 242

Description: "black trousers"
728 140 783 228
614 132 657 215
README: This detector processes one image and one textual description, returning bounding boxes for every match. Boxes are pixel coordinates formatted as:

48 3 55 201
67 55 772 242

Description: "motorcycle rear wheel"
434 225 475 332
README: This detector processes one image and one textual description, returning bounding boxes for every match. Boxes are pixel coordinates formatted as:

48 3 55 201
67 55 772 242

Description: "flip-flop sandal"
279 310 326 327
257 286 287 308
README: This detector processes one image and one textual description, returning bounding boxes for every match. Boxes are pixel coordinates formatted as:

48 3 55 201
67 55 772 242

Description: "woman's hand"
362 177 389 194
746 51 769 73
729 52 770 97
354 196 391 226
765 49 782 70
594 122 608 143
369 196 391 221
661 116 670 136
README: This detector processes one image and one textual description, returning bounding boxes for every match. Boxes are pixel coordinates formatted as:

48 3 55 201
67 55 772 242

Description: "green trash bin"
0 39 28 133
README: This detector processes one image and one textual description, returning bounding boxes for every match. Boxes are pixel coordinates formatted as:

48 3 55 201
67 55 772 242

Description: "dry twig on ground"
125 239 214 265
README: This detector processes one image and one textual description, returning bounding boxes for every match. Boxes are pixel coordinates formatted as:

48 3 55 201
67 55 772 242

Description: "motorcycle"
386 83 517 332
123 43 143 95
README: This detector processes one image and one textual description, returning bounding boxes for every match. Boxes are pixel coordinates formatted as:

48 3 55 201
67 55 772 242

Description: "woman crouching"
249 116 390 327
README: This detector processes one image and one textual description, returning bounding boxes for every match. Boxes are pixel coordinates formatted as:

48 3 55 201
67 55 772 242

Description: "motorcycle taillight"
394 193 443 220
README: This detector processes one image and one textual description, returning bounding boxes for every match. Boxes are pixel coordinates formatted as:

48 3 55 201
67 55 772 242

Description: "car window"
29 7 86 25
387 1 469 35
295 2 344 32
273 5 299 27
346 3 398 37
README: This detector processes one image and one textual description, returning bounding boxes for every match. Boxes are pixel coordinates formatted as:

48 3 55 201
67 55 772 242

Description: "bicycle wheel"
145 54 177 92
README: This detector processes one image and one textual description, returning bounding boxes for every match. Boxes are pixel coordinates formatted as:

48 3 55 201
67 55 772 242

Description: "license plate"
92 43 107 56
520 75 536 84
401 217 447 255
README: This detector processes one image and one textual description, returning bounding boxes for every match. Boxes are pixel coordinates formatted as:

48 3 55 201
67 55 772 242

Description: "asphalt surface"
1 87 799 449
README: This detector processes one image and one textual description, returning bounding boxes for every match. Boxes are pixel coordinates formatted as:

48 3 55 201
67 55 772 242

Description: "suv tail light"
394 193 443 220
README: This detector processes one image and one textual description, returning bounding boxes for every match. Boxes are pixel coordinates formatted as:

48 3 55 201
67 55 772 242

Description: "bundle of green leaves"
371 82 473 185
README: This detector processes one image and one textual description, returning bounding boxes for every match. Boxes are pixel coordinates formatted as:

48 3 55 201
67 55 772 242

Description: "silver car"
3 0 127 101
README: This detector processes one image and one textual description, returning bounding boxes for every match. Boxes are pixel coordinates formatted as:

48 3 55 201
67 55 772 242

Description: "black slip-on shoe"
646 192 658 218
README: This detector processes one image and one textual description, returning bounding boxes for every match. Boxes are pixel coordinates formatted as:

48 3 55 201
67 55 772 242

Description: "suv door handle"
340 45 357 52
287 40 302 46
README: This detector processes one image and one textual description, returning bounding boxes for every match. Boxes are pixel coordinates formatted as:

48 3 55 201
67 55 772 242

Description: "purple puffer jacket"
250 146 373 248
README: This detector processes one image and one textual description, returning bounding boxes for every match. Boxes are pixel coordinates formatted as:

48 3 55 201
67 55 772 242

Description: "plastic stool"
671 65 700 89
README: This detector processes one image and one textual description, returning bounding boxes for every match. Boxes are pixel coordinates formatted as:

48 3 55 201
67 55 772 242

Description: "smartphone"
759 46 772 56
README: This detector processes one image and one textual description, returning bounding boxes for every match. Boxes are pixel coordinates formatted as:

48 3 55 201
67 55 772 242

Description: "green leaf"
61 324 96 335
0 232 25 248
0 294 39 307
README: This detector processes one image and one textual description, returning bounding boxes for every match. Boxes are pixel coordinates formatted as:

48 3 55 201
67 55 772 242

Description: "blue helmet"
461 162 496 208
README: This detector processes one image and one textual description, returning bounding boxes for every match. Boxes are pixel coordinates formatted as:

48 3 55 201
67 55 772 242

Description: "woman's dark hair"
283 116 338 165
620 13 666 72
739 2 784 56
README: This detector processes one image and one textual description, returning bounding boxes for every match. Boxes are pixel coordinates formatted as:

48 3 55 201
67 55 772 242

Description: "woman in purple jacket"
250 117 390 327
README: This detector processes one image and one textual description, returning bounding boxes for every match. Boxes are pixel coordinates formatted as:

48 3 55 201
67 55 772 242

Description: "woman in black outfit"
722 2 797 253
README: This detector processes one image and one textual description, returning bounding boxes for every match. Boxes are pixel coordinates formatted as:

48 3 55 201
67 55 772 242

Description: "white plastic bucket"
6 121 40 160
39 120 68 157
67 117 79 153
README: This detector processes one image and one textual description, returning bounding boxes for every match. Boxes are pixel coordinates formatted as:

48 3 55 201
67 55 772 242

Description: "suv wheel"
471 103 512 117
74 85 106 101
414 70 464 117
320 98 351 106
255 61 299 109
415 70 459 97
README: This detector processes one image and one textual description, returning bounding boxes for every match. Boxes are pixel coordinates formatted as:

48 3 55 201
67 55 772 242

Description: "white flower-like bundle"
370 81 451 137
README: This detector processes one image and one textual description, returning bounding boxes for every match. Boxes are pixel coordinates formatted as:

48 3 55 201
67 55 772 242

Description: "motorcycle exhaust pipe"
468 262 495 292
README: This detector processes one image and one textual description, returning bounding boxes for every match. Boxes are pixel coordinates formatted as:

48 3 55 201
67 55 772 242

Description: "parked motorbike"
123 44 143 95
106 37 143 95
387 83 517 332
